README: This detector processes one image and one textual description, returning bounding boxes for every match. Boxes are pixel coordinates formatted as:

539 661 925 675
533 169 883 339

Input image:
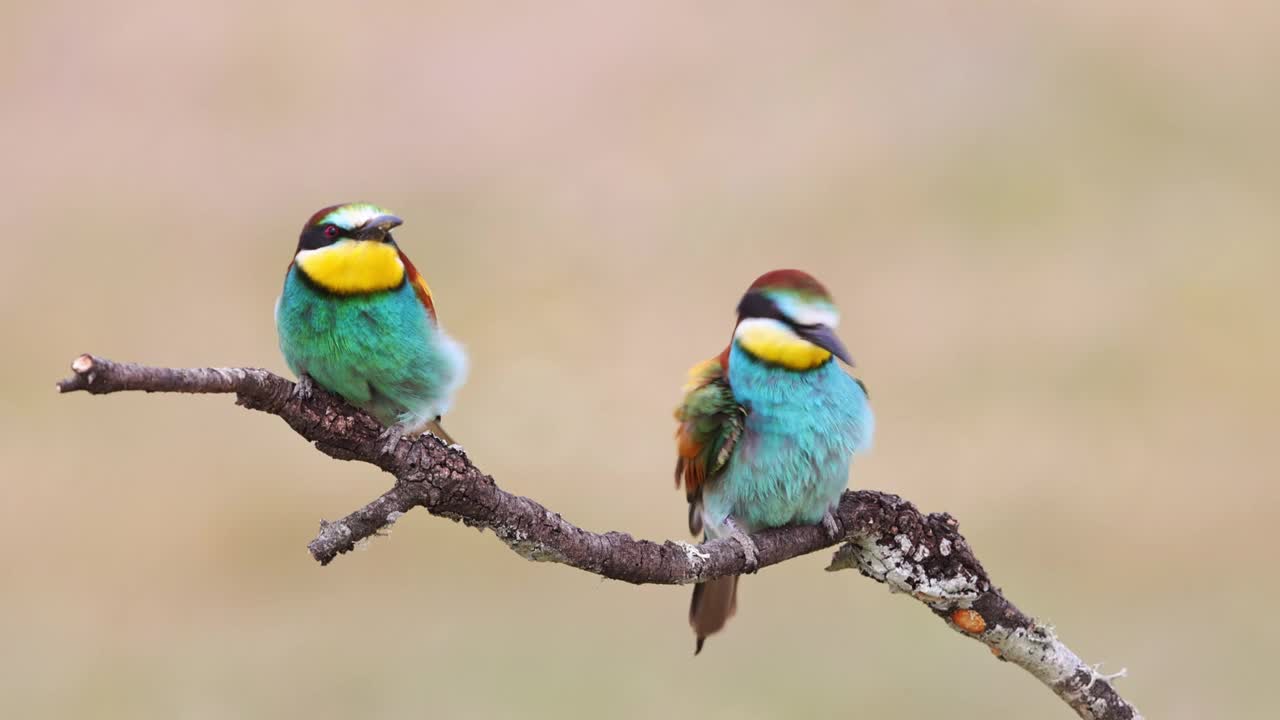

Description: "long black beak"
356 214 403 241
796 325 855 366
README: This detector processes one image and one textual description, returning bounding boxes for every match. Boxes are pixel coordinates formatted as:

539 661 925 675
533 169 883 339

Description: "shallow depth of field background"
3 2 1277 718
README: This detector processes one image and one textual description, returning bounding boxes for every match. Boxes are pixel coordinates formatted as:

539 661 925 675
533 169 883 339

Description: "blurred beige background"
3 2 1278 718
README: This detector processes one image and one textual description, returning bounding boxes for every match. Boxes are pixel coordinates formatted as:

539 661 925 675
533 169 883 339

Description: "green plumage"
681 365 745 478
675 361 744 535
276 267 464 431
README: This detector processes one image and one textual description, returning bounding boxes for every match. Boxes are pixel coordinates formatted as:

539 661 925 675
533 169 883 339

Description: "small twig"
58 354 1143 720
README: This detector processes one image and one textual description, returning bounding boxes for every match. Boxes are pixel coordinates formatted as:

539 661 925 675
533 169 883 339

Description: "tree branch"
58 354 1142 720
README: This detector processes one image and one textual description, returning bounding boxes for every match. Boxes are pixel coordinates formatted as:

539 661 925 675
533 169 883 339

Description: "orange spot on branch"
952 608 986 634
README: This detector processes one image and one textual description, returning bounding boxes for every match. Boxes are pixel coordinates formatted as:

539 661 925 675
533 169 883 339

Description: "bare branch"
58 354 1143 720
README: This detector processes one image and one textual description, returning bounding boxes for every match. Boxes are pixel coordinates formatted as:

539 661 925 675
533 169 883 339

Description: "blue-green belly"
275 266 456 428
703 344 874 535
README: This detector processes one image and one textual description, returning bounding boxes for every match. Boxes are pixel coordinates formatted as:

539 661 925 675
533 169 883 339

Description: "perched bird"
276 203 467 451
674 269 873 653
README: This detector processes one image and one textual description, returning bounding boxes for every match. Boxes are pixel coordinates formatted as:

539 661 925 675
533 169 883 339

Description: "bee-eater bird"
674 269 873 653
275 203 467 451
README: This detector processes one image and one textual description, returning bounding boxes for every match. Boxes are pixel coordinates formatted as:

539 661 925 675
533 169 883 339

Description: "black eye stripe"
296 224 352 252
736 291 796 326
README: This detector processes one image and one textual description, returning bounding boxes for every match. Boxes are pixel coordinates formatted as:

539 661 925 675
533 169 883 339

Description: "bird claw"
821 509 842 541
292 374 315 402
725 518 760 573
377 424 406 456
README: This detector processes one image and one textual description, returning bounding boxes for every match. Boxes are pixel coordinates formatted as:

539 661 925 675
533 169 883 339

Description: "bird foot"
292 373 315 402
377 424 407 456
725 518 760 573
821 509 842 541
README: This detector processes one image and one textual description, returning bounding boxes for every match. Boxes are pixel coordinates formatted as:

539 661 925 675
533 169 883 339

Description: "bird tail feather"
689 575 738 655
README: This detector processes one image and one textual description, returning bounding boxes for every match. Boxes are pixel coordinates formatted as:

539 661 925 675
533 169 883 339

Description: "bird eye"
323 225 339 239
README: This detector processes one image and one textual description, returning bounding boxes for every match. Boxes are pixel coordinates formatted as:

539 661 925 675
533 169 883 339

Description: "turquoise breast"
275 266 454 428
702 343 874 534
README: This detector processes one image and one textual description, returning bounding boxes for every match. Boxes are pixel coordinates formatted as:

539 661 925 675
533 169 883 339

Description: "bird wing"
673 347 745 536
397 250 437 320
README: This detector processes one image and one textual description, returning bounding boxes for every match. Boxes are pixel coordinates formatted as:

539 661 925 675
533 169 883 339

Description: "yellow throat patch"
295 241 405 294
736 320 832 370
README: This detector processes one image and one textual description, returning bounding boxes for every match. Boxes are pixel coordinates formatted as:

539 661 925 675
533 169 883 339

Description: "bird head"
292 203 407 294
733 269 853 370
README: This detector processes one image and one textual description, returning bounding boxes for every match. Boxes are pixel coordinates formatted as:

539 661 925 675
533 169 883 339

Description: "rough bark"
58 354 1143 720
